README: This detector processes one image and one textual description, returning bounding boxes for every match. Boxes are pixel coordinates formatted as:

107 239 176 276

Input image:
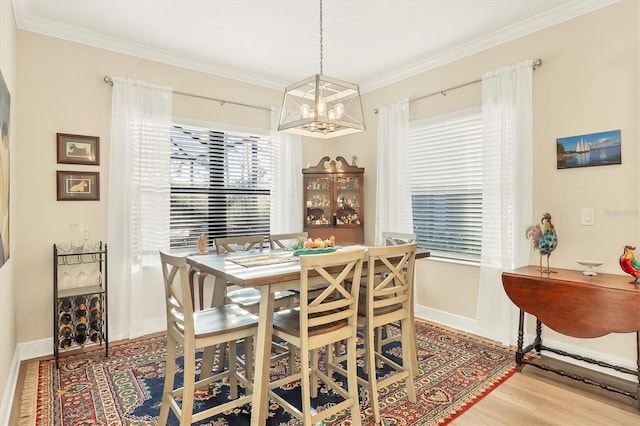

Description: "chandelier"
278 0 365 139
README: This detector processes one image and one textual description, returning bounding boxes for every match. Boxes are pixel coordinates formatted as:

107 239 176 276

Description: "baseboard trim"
0 347 19 426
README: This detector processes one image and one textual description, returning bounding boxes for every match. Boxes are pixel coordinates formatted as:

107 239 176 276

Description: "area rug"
22 320 515 425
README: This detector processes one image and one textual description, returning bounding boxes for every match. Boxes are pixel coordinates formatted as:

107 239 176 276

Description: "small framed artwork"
57 133 100 165
56 171 100 201
556 129 621 169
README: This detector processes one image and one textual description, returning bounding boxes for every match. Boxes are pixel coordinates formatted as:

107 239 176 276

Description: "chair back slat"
215 235 264 254
299 249 365 330
269 232 308 249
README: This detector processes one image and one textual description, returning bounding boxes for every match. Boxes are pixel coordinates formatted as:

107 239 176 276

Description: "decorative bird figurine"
526 212 558 273
619 245 640 283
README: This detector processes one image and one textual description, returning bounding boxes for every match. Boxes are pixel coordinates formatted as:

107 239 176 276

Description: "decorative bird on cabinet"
525 212 558 273
619 245 640 283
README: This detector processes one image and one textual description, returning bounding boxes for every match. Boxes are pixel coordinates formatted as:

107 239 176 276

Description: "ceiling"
13 0 617 92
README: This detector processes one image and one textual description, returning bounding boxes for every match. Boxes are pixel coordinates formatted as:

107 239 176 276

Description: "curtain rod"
374 58 542 114
103 76 271 112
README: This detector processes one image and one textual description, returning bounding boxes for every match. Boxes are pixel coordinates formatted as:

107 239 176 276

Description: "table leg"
251 285 275 426
534 318 542 355
516 309 525 371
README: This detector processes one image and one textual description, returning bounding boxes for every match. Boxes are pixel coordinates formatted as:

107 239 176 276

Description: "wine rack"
53 242 108 368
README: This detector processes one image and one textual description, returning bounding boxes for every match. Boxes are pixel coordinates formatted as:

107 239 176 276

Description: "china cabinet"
53 242 108 368
303 156 364 244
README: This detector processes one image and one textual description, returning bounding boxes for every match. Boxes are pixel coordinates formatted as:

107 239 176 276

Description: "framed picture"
56 171 100 201
57 133 100 165
556 129 621 169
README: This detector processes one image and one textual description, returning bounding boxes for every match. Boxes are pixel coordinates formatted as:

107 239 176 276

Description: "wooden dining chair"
328 243 418 425
216 234 296 312
379 232 418 342
268 231 308 249
268 249 365 426
382 231 417 246
158 252 257 425
215 235 295 380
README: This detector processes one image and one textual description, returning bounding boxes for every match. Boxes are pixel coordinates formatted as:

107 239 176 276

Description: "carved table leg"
534 318 542 356
516 309 525 371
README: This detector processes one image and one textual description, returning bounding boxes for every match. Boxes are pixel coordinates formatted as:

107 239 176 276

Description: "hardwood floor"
452 357 639 425
10 349 639 425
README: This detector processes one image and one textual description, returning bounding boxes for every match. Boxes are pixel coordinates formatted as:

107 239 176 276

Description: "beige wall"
356 0 639 361
0 0 17 414
4 0 638 401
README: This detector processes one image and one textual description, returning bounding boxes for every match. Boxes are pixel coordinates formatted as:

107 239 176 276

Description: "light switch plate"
581 208 595 226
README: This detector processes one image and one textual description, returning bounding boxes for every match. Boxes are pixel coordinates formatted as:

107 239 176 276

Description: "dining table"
186 245 430 425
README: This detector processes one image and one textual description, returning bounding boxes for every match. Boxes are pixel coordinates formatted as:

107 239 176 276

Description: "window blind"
409 108 483 261
169 124 273 250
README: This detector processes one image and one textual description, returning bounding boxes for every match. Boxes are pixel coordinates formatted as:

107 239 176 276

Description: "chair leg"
299 347 314 425
347 333 363 426
287 342 296 374
229 340 238 399
243 336 253 381
181 343 196 426
366 323 381 424
401 317 417 403
310 349 319 398
159 337 176 425
200 346 216 378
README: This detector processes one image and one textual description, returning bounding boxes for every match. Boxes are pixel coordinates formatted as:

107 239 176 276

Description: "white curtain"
477 60 533 345
375 98 413 245
108 77 172 340
270 106 303 233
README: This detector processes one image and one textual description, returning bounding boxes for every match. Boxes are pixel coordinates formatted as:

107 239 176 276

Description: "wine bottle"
59 298 72 312
74 295 87 306
59 324 72 338
75 316 88 334
59 336 73 349
75 316 88 346
89 329 101 343
75 332 87 346
90 317 101 332
89 297 100 312
75 303 87 318
59 312 72 325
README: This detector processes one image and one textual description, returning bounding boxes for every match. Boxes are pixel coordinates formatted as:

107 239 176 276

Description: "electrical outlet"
581 208 595 226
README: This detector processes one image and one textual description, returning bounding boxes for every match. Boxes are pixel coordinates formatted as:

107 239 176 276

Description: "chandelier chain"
319 0 323 75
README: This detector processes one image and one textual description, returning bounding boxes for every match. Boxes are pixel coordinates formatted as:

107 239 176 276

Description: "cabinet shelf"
57 285 106 299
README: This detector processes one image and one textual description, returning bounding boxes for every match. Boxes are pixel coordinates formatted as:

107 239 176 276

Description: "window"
169 123 273 250
409 108 482 261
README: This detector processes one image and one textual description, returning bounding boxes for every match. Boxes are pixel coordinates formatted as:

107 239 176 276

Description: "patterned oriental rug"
21 320 515 425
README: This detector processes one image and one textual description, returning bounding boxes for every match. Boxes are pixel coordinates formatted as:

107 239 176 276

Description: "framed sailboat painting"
556 129 621 169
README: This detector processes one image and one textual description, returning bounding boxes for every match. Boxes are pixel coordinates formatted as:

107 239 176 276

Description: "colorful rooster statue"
526 212 558 273
619 245 640 283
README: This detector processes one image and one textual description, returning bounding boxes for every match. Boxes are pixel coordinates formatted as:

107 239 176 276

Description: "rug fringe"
18 361 39 426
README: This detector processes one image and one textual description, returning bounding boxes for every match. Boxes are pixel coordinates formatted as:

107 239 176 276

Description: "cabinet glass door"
305 175 333 226
335 174 361 225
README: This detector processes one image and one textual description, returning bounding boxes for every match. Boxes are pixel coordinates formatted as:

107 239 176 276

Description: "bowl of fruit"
293 236 337 255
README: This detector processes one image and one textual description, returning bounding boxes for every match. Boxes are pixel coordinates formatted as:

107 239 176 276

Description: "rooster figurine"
526 212 558 273
619 245 640 283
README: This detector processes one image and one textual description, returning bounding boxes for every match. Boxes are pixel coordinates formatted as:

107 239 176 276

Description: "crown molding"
14 0 620 93
360 0 620 93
